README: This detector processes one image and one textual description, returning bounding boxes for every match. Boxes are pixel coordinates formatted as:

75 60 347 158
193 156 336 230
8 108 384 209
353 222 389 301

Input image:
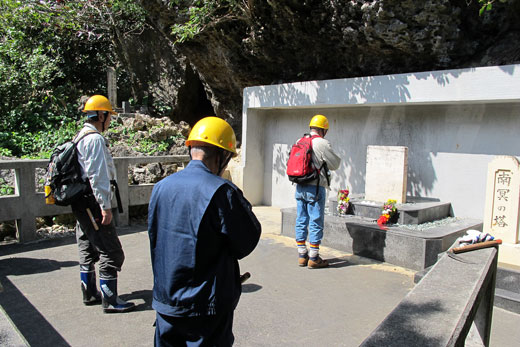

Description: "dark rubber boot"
80 265 101 305
99 278 136 313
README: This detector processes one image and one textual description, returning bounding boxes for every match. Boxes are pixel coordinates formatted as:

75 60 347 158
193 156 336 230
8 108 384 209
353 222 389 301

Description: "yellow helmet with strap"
83 95 116 115
186 117 237 156
309 114 329 130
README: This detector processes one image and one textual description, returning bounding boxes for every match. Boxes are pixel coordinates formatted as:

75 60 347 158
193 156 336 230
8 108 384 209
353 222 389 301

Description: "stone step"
348 198 452 225
495 266 520 314
495 288 520 314
497 266 520 293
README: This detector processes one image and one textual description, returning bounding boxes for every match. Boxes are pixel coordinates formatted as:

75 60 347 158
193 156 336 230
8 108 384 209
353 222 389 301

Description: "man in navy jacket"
148 117 261 346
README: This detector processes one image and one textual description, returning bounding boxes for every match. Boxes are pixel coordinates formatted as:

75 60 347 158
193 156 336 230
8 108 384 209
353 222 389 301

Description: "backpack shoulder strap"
298 133 310 141
73 130 99 145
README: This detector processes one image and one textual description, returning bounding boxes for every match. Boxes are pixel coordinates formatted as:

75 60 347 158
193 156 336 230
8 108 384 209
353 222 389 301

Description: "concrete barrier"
0 156 190 242
361 246 498 346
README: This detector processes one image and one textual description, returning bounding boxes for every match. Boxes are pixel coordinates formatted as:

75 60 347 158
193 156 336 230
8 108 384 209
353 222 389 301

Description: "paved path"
0 207 518 346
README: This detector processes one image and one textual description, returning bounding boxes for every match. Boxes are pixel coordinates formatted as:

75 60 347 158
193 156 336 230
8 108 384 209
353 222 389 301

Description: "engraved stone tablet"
107 67 117 108
365 146 408 204
483 156 520 244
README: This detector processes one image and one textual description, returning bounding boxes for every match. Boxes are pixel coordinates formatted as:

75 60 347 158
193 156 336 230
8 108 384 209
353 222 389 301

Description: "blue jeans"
295 184 326 245
155 310 234 347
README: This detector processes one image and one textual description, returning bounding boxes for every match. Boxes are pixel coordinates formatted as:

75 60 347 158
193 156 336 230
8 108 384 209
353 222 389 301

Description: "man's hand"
101 208 113 225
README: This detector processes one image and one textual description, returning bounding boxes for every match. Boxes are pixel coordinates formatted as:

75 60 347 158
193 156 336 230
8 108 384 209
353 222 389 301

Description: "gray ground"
0 207 518 346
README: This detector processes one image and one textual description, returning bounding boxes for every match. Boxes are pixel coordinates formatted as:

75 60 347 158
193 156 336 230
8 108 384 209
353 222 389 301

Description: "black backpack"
45 131 97 206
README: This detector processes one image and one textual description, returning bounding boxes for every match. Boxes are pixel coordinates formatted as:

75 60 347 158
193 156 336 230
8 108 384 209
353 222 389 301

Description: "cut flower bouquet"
337 189 350 215
377 199 397 225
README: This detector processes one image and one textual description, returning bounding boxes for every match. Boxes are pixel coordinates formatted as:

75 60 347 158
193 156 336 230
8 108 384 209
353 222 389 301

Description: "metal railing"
0 156 190 242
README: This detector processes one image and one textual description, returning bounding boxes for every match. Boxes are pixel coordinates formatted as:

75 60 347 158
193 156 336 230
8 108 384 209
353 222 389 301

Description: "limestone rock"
136 0 520 140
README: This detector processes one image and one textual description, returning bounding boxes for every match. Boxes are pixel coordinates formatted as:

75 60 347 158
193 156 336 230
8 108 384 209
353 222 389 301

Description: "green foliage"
135 137 168 155
106 119 184 156
170 0 245 43
22 121 81 159
0 0 112 153
122 130 179 156
0 0 150 158
110 0 148 35
478 0 508 15
0 119 80 159
0 177 14 196
0 147 13 157
152 99 173 116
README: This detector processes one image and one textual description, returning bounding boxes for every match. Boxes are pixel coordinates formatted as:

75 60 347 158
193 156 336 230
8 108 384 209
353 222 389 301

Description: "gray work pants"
71 194 125 279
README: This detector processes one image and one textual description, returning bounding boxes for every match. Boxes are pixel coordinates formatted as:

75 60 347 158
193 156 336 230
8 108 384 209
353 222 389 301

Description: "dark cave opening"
174 64 215 126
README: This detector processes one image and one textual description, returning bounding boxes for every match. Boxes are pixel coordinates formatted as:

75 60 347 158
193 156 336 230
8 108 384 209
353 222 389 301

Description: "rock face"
135 0 520 139
114 28 216 126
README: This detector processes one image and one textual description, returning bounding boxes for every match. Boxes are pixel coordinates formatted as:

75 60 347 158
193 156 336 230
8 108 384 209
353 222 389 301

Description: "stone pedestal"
282 207 482 271
365 146 408 204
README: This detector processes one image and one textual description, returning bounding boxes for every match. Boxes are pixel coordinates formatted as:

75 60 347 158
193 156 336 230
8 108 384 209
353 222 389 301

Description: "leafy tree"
0 0 113 156
0 0 147 158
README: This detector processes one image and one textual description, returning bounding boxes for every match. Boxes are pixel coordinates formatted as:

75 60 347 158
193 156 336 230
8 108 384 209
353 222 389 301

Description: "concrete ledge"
361 247 498 346
244 65 520 109
282 207 482 270
417 264 520 315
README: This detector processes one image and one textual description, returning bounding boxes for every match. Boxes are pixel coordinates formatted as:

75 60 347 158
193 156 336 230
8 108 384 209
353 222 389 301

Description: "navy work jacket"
148 160 261 317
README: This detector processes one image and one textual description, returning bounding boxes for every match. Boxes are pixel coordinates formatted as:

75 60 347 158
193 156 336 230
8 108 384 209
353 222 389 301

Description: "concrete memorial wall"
241 64 520 221
365 146 408 203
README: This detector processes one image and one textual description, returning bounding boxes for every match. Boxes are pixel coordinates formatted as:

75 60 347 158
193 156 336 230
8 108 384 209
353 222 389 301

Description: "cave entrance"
174 64 215 126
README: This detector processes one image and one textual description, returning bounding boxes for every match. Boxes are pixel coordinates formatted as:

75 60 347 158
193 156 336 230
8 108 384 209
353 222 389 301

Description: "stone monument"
107 67 117 108
483 155 520 266
364 145 408 204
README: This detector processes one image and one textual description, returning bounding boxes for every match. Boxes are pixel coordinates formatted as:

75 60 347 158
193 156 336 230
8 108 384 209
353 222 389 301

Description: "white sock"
296 240 308 256
309 243 320 259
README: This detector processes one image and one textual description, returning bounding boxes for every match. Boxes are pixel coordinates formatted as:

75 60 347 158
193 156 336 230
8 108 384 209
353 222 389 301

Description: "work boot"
298 253 309 267
80 265 101 305
308 256 329 269
99 278 136 313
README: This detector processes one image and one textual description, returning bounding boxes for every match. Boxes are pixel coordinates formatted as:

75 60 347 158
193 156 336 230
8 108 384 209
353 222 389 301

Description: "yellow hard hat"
186 117 237 156
309 114 329 130
83 95 116 114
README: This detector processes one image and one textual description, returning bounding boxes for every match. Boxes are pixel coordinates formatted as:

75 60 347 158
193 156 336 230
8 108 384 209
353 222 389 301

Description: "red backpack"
286 134 321 184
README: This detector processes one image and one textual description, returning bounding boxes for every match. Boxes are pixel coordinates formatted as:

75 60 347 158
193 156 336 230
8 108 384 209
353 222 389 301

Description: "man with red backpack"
288 114 341 268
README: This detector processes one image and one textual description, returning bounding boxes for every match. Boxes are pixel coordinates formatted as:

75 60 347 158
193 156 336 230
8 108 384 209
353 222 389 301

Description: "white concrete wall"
241 65 520 219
